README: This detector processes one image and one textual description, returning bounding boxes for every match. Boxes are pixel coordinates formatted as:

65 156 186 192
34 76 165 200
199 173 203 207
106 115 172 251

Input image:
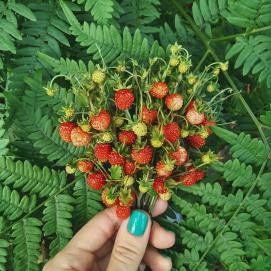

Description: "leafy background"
0 0 271 270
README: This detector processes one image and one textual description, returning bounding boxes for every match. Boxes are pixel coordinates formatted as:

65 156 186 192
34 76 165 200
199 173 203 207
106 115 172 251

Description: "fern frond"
43 194 74 257
73 177 103 230
0 239 9 271
0 118 9 156
260 105 271 128
0 157 66 197
226 35 271 87
0 184 36 221
60 0 164 64
250 255 271 271
11 218 42 271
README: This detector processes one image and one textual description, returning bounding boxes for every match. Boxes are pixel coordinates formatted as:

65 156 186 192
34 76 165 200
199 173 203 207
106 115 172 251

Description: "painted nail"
127 210 148 236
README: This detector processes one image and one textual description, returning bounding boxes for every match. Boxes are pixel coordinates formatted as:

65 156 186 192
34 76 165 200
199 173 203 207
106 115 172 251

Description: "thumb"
107 210 151 271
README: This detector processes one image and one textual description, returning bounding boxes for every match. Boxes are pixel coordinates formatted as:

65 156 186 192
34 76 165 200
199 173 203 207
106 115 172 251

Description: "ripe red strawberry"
87 171 106 190
180 170 205 186
186 109 205 125
131 145 153 165
153 177 167 193
142 106 158 124
187 134 206 148
94 143 112 162
90 110 111 131
119 191 136 207
124 160 136 175
116 205 131 219
165 94 184 111
150 82 169 99
156 160 174 177
119 130 137 145
202 119 216 135
71 127 91 147
169 146 188 166
77 160 94 173
163 122 181 143
102 189 118 207
187 100 196 111
108 150 125 165
59 122 77 142
115 89 134 110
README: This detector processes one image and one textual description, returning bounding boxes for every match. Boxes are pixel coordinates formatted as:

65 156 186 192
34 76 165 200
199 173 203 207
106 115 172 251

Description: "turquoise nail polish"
128 210 148 236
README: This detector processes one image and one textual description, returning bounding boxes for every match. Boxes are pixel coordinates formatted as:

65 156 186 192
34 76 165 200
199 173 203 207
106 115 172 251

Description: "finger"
107 210 151 271
143 246 172 271
96 238 114 259
150 222 175 249
152 199 168 217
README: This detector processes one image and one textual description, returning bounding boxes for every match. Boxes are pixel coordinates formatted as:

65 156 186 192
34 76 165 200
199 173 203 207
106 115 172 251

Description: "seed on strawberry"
102 189 118 207
115 89 134 110
187 134 206 148
131 145 153 165
123 161 136 175
94 143 112 162
77 160 94 173
156 160 174 178
169 146 188 166
163 122 181 143
87 171 106 190
108 150 125 165
90 110 111 131
59 122 77 142
116 205 131 219
71 127 91 147
165 94 183 111
141 106 158 124
119 130 137 145
186 109 205 125
150 82 169 99
153 177 167 194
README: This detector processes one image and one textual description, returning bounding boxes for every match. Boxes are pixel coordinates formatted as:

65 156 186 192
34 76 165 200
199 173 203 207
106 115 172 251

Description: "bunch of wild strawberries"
53 43 228 219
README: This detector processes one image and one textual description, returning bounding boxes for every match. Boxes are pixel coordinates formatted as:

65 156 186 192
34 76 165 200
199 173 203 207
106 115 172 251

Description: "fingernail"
128 210 148 236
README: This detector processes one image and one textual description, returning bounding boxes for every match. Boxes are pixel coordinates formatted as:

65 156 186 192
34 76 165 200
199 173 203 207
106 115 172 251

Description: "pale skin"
44 199 175 271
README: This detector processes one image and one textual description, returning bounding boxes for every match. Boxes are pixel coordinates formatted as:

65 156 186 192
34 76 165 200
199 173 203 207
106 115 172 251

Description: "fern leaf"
0 118 9 156
260 105 271 127
43 194 74 257
11 218 42 271
0 239 9 271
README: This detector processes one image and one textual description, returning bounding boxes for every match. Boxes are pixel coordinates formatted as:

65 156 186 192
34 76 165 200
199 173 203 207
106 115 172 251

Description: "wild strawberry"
159 190 172 201
180 170 205 186
92 70 105 84
94 143 112 162
87 171 106 190
115 89 134 110
202 119 216 135
90 110 111 131
187 100 196 111
139 183 149 193
156 160 174 178
102 189 118 207
165 94 183 111
59 122 77 142
169 146 188 166
163 122 181 143
108 150 125 165
123 161 136 175
123 176 135 186
186 109 205 125
150 82 169 99
77 160 94 173
131 145 153 165
187 134 206 148
116 205 131 219
132 122 147 137
153 177 167 194
119 190 136 206
142 106 158 124
119 130 137 145
65 164 76 174
71 127 91 147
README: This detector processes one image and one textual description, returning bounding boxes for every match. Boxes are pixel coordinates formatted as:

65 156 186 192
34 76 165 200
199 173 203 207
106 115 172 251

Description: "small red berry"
186 109 205 125
108 150 125 165
119 191 136 207
59 122 77 142
87 171 106 190
119 130 137 145
94 143 112 162
116 205 131 219
187 135 206 148
180 170 205 186
102 189 118 207
90 110 111 131
71 127 91 147
153 177 167 193
155 161 174 178
142 106 158 124
169 146 188 166
124 161 136 175
202 119 216 135
163 122 181 143
77 160 94 173
115 89 134 110
131 145 153 165
150 82 169 99
165 94 183 111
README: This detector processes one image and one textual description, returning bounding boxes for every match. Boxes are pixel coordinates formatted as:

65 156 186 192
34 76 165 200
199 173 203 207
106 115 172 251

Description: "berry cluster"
55 43 225 219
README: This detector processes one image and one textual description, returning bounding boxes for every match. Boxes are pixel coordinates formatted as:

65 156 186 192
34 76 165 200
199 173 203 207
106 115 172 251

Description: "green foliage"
0 239 9 271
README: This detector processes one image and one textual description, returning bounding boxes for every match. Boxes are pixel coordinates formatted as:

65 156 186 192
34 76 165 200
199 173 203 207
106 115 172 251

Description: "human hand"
43 199 175 271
